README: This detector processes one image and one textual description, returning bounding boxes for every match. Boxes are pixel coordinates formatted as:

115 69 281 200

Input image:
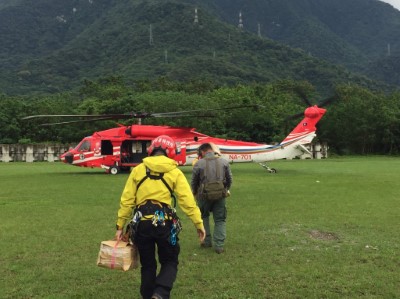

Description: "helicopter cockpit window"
77 140 91 151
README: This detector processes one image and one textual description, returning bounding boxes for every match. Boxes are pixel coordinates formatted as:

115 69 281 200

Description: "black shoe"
200 242 212 248
215 247 224 254
151 294 163 299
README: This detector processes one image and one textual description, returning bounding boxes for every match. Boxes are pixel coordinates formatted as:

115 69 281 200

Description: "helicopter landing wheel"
109 166 120 175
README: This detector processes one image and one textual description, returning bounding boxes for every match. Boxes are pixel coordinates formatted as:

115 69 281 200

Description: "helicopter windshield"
76 139 91 151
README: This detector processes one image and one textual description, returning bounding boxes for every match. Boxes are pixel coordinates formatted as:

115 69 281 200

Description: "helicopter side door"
121 140 151 165
100 140 113 156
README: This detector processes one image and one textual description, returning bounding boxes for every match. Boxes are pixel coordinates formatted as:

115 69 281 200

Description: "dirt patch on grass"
309 230 339 241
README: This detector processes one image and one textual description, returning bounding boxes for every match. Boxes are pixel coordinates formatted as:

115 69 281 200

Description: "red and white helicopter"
23 100 331 174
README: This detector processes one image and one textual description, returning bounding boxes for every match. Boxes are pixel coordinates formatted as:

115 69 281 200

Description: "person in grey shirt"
191 143 233 254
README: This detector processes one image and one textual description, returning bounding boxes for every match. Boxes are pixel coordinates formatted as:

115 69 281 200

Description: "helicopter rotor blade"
285 112 304 121
22 114 141 120
149 104 263 118
38 117 122 126
285 94 337 121
293 87 313 106
22 104 263 125
318 95 337 107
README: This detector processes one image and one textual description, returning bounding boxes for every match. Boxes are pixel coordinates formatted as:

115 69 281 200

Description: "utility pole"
238 11 244 29
194 7 199 24
164 50 168 63
149 24 154 46
257 23 261 37
387 43 391 56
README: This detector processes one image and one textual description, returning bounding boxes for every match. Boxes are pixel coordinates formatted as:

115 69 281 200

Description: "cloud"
379 0 400 10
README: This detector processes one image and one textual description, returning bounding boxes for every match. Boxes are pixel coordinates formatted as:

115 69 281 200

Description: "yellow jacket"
117 155 204 230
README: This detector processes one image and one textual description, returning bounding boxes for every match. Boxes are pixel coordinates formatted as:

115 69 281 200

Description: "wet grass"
0 157 399 298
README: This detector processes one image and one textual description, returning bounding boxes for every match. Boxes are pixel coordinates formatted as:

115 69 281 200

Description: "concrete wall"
312 142 329 159
0 144 72 162
0 142 328 162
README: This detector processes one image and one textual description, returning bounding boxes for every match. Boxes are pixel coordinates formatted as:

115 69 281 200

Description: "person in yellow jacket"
115 135 205 299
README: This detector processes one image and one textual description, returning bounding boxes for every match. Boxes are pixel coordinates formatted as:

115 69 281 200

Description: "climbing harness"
169 209 183 246
126 210 142 244
152 210 166 227
133 167 183 245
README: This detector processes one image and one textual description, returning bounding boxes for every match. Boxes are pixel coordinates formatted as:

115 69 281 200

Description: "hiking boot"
215 247 224 254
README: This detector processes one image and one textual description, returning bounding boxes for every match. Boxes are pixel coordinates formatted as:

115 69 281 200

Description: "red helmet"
147 135 176 158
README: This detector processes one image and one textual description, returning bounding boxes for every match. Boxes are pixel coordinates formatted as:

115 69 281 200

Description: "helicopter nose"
64 153 73 164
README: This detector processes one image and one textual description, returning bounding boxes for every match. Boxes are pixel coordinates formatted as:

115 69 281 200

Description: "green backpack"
201 158 226 201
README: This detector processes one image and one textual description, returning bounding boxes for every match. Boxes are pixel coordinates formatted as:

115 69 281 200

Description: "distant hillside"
0 0 397 95
193 0 400 60
185 0 400 83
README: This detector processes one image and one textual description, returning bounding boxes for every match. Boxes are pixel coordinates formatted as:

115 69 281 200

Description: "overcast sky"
380 0 400 10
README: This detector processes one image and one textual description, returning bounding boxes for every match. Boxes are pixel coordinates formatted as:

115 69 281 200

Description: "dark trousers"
136 220 180 299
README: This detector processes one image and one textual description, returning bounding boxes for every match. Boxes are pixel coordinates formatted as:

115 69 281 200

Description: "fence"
0 142 328 163
312 142 329 159
0 144 72 162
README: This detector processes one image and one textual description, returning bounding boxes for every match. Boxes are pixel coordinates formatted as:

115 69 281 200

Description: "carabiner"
152 211 159 227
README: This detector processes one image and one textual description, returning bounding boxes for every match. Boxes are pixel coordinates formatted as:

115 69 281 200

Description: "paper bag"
97 240 139 271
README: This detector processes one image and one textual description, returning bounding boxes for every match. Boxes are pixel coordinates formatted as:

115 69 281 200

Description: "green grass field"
1 157 399 298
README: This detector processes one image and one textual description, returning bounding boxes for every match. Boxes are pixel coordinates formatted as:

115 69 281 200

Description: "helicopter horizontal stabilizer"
296 144 312 155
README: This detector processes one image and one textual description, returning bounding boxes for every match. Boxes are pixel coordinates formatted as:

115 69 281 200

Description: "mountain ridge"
0 0 398 95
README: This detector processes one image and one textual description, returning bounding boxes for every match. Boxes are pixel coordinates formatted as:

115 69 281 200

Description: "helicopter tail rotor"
283 93 337 136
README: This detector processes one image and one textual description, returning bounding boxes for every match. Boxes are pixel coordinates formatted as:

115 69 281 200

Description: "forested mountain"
191 0 400 69
0 0 399 95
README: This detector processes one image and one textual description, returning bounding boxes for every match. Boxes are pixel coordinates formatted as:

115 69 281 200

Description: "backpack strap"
136 167 177 208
